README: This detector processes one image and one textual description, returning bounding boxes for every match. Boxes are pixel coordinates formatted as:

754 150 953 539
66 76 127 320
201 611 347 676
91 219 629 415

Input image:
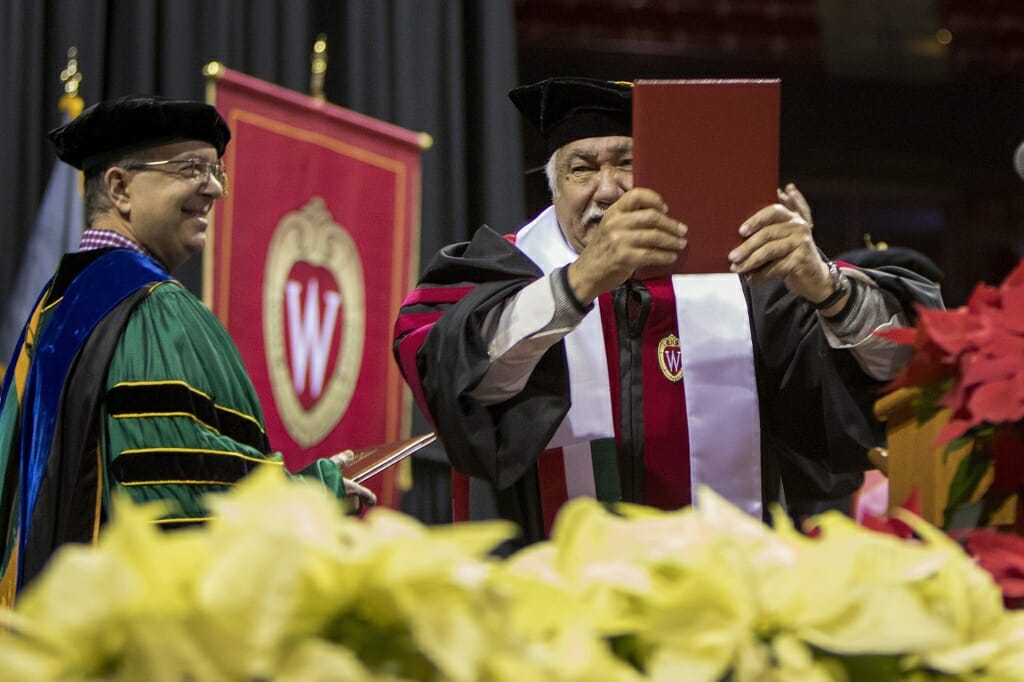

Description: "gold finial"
417 132 434 150
863 233 889 251
58 46 84 118
203 61 224 79
202 62 224 108
311 33 328 101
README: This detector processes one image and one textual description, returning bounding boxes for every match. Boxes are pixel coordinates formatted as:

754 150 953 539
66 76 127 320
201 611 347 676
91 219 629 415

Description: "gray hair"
83 166 114 226
82 150 155 225
543 149 560 199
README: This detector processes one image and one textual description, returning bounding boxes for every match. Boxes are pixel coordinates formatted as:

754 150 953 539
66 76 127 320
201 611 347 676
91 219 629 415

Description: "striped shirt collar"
77 228 155 261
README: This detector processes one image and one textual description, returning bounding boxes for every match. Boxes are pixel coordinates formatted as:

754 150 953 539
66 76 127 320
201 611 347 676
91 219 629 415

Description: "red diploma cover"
342 433 437 484
632 79 780 277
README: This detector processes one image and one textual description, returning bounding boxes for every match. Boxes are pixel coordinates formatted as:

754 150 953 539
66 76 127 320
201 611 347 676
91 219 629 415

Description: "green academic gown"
0 248 345 598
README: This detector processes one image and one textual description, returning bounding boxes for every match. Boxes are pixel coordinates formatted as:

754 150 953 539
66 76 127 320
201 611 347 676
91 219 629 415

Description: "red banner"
204 66 423 507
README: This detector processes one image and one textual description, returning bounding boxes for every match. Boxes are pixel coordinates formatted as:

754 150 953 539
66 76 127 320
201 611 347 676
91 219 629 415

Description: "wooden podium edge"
873 386 917 423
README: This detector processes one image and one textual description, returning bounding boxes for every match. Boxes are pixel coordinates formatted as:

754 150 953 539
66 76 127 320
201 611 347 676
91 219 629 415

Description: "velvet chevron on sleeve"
393 226 571 491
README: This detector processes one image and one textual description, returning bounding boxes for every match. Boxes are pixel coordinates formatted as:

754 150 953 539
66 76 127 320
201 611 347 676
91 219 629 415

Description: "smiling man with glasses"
0 96 372 602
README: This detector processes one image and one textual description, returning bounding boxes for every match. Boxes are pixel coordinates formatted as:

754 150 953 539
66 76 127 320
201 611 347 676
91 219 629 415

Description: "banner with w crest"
204 65 424 508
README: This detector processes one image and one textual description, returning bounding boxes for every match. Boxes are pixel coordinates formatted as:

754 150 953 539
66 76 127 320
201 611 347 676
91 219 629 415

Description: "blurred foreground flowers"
2 467 1023 681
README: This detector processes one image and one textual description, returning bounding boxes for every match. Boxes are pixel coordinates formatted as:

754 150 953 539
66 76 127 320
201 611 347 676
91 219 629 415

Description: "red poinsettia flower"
858 490 921 540
1003 282 1024 334
876 325 956 392
966 280 1003 314
935 412 974 447
875 258 1024 534
917 304 978 358
880 257 1024 448
964 528 1024 602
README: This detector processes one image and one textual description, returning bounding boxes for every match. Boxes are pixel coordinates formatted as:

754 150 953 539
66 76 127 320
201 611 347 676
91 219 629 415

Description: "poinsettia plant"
3 471 1024 681
964 528 1024 609
879 257 1024 529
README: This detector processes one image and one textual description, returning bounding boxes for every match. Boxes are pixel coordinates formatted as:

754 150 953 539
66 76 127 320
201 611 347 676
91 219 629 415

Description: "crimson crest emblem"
657 333 684 383
262 197 365 447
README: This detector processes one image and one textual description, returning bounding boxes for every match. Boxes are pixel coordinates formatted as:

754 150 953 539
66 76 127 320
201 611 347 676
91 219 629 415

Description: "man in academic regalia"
393 77 943 546
0 96 373 603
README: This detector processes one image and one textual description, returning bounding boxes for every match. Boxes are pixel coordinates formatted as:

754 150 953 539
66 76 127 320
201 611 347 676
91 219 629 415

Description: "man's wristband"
820 274 860 322
557 265 593 314
810 261 849 310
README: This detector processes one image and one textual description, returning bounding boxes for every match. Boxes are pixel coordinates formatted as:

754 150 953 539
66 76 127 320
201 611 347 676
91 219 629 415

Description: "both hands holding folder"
565 180 841 310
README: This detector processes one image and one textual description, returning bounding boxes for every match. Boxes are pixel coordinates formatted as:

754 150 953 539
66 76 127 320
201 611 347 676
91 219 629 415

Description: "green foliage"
943 444 992 529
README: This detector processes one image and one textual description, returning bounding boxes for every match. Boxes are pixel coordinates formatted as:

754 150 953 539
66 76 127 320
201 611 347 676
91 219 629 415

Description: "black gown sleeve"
747 265 943 513
400 226 572 491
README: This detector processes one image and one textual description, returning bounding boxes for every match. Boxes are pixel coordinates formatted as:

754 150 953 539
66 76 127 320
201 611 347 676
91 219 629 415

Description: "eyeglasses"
120 157 228 193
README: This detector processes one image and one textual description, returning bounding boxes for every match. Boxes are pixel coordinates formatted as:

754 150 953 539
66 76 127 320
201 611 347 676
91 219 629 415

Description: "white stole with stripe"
515 206 762 516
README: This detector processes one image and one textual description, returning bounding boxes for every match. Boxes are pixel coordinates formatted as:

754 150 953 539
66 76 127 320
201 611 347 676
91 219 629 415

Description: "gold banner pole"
310 33 327 101
58 46 85 118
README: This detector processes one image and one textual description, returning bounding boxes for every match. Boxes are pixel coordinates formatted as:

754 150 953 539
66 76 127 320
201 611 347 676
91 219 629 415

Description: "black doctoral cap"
47 95 231 171
509 77 633 155
838 246 945 284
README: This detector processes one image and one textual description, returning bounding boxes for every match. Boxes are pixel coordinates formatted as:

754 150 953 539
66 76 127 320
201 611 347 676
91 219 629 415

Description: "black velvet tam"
509 77 633 155
48 95 231 170
837 246 945 284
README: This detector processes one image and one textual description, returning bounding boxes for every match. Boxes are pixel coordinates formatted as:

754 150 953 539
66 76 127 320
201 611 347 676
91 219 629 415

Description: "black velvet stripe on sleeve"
109 449 265 486
106 382 270 453
415 226 571 490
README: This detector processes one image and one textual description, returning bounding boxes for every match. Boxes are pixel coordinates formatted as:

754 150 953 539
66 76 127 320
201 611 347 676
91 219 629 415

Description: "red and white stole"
516 206 762 532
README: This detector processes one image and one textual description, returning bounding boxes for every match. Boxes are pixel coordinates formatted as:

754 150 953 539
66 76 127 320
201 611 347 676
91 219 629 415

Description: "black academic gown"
394 226 942 544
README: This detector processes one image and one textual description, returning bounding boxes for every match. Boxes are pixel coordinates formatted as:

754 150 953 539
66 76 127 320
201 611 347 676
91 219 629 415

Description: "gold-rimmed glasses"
120 157 228 194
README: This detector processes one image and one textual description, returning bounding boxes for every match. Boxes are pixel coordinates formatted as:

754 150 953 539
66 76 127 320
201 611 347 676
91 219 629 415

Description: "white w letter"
285 278 342 399
665 350 683 375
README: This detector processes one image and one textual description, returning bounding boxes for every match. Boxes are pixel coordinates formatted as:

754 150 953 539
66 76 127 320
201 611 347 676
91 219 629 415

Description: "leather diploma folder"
632 79 780 277
341 432 437 483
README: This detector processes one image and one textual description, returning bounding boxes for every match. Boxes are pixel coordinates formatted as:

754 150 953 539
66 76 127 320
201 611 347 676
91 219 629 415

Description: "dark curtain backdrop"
0 0 527 522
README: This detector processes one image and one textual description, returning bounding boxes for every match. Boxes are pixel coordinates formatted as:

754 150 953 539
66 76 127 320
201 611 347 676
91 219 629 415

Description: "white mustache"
584 209 604 225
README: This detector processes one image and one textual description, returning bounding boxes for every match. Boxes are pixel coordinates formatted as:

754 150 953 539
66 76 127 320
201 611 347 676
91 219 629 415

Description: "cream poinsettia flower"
2 472 1022 680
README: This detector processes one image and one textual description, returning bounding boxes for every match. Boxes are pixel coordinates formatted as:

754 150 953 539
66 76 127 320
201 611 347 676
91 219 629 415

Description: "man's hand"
343 477 377 510
329 449 378 512
777 181 812 225
727 183 836 303
567 188 687 303
329 449 355 467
